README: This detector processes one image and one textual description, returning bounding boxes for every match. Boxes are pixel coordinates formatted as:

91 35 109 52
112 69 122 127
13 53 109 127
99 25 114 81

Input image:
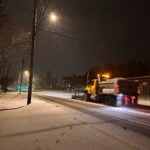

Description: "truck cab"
85 79 98 95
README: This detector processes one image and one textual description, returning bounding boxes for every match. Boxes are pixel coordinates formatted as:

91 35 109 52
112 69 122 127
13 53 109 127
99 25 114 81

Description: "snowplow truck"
84 77 139 106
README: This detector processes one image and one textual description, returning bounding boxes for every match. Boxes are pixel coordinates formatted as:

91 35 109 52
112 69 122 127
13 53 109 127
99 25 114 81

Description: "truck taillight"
131 96 135 104
124 96 130 104
124 96 135 104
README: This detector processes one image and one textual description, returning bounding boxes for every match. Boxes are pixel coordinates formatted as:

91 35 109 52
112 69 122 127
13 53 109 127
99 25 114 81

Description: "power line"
41 27 101 46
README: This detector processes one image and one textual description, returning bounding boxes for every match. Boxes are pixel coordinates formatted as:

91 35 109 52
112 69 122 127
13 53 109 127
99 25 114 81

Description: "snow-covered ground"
0 92 150 150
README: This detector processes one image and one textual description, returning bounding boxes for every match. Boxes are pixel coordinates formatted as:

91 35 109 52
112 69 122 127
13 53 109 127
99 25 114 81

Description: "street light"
24 70 29 77
49 12 58 22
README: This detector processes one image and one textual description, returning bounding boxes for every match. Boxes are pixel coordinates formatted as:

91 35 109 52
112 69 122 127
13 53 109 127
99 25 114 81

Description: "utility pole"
27 0 51 105
27 0 37 105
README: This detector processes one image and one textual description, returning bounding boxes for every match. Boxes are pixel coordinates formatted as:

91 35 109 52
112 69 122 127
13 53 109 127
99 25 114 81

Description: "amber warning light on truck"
97 73 111 82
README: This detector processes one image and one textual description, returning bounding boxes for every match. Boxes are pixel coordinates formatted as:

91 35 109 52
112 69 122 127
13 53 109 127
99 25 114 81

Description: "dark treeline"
87 60 149 80
61 60 149 89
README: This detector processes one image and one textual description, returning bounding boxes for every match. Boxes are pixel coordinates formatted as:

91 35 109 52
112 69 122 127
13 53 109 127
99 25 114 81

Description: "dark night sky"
3 0 150 78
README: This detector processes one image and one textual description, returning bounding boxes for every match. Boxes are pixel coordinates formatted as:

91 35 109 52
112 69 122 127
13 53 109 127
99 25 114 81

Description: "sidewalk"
0 93 149 150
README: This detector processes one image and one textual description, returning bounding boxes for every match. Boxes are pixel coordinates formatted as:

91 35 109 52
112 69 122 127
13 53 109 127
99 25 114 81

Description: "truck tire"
83 92 90 101
98 95 105 103
111 96 117 106
105 95 117 106
95 94 101 102
72 95 76 99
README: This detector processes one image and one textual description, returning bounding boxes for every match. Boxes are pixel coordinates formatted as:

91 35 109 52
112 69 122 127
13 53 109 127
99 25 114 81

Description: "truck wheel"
72 95 76 99
98 95 105 103
111 96 117 106
95 95 100 102
105 95 117 106
83 92 90 101
104 95 111 105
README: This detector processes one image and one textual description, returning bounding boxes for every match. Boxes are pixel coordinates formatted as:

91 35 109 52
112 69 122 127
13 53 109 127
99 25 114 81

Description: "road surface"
36 91 150 137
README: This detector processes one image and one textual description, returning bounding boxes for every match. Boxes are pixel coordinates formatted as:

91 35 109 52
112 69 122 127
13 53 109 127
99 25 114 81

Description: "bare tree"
0 23 31 91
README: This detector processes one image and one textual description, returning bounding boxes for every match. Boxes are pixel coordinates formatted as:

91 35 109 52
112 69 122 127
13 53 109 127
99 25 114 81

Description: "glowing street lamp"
24 70 29 77
49 12 58 22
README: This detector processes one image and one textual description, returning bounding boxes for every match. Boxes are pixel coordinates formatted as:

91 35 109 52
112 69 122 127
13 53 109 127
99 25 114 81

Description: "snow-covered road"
37 91 150 136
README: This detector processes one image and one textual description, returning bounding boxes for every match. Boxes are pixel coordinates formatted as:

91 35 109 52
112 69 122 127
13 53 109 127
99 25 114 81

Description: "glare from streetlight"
49 12 58 22
24 70 29 77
